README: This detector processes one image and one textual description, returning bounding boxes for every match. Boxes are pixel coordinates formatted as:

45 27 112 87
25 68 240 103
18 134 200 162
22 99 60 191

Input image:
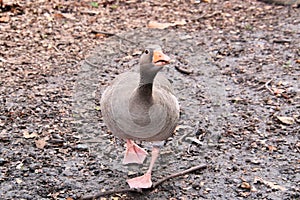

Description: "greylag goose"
100 45 179 188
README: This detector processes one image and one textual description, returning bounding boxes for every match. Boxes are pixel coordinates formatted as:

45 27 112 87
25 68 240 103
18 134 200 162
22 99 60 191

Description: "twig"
152 164 207 188
265 78 274 94
80 164 207 200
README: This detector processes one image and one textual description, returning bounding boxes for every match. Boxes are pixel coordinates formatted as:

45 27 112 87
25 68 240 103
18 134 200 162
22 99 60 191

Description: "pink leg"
123 139 148 164
127 146 160 188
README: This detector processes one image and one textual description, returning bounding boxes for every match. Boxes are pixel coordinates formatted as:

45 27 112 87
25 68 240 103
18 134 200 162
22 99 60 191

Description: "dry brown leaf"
276 116 295 125
53 13 76 20
95 33 106 38
240 181 251 189
254 176 287 191
35 138 47 149
267 145 277 152
0 16 10 23
148 20 187 29
53 13 64 19
148 21 174 29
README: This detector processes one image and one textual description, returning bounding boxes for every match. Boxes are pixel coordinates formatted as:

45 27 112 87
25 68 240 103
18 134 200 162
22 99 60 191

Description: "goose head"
139 45 171 85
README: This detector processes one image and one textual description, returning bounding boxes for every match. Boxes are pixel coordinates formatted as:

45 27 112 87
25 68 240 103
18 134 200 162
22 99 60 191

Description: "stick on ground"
80 164 208 200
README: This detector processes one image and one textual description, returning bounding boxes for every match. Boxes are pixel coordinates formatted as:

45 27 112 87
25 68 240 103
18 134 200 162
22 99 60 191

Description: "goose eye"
144 49 149 54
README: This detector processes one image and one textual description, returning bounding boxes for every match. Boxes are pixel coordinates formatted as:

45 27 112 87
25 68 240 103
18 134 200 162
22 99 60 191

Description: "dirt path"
0 1 299 199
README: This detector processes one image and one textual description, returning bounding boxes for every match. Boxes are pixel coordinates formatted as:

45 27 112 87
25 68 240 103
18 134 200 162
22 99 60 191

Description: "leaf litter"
0 0 299 199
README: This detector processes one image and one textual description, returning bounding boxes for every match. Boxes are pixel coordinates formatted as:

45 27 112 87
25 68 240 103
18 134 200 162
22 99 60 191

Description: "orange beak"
152 50 171 66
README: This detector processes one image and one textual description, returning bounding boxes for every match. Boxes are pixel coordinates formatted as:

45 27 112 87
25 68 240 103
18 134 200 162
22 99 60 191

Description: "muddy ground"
0 0 299 199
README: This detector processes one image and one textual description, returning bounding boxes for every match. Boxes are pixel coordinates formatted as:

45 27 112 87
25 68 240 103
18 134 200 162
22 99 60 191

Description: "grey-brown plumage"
100 45 179 142
100 45 179 188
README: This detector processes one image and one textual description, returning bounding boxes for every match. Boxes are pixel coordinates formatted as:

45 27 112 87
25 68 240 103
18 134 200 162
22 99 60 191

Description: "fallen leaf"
35 138 47 149
148 20 187 29
240 181 251 189
23 130 38 139
53 13 76 20
148 21 174 29
267 145 277 152
276 116 295 125
95 33 106 38
53 13 64 19
0 16 10 23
